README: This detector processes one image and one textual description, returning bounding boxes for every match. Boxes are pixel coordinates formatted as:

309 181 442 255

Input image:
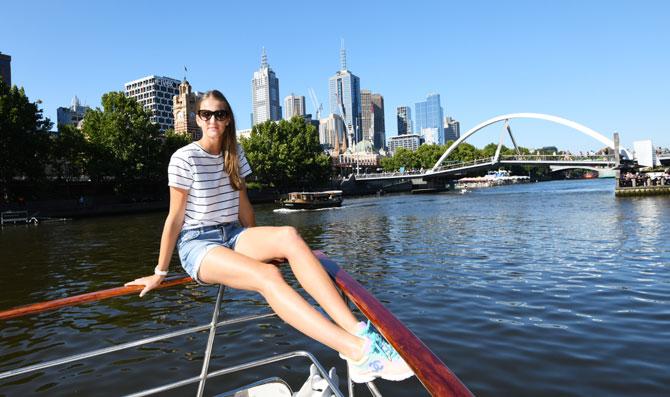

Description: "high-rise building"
388 134 423 153
0 52 11 87
252 48 281 125
328 43 362 145
361 90 373 143
444 116 460 143
415 93 444 144
371 93 385 150
57 96 90 129
284 94 306 119
319 114 347 154
124 75 180 132
173 79 203 141
396 106 412 135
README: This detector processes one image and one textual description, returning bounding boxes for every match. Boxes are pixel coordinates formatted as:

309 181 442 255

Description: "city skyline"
2 1 669 152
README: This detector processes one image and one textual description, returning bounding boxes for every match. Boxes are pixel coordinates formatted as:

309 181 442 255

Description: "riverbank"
0 189 281 220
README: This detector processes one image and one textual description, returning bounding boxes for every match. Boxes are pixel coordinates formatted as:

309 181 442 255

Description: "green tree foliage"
51 124 88 180
81 92 162 185
0 82 53 190
240 116 331 190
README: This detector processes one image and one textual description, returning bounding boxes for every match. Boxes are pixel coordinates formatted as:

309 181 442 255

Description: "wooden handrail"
315 251 474 397
0 276 193 320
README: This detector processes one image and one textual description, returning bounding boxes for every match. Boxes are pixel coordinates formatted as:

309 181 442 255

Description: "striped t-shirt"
168 142 252 230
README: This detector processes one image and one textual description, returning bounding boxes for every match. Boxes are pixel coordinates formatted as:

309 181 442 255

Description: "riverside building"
124 75 180 132
252 48 282 125
388 134 422 154
173 79 202 140
328 43 362 145
284 94 306 119
57 96 90 129
0 52 10 86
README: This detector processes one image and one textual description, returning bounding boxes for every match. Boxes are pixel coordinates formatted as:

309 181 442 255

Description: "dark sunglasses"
197 109 229 121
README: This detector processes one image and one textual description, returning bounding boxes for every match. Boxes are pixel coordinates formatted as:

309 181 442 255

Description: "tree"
81 92 161 187
240 116 331 190
0 81 53 199
51 124 88 181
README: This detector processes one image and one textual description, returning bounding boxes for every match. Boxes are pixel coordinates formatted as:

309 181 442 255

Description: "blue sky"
2 0 668 152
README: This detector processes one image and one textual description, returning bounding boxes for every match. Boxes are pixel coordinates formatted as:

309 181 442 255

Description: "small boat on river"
280 190 343 210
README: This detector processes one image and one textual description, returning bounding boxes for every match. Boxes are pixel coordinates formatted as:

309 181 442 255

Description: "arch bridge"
355 113 626 182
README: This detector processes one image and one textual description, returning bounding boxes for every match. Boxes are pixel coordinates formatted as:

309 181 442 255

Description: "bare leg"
234 226 361 334
198 246 365 360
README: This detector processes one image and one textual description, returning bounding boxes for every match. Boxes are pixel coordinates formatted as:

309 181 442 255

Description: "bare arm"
238 181 256 227
125 187 189 297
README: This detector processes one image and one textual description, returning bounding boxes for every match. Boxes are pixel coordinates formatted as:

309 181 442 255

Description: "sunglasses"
197 109 229 121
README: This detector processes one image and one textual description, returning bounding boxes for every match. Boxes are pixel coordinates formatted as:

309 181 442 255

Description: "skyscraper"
328 43 362 145
252 48 281 125
396 106 412 135
415 93 445 144
444 116 460 143
0 52 10 87
124 75 181 132
284 94 306 119
361 90 373 143
371 93 385 149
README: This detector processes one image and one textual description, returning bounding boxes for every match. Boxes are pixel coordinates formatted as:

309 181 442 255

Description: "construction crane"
308 88 323 120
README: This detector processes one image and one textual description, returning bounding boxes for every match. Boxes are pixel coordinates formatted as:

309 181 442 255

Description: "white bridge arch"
431 113 628 172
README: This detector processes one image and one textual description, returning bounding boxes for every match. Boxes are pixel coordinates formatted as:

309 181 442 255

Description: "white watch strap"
154 267 168 276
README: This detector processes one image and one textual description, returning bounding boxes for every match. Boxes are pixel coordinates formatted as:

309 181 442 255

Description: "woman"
126 90 413 384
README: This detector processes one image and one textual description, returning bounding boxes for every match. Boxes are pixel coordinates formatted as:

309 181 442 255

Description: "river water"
0 179 668 396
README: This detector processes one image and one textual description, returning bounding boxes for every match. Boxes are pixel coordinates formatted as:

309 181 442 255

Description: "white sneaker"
342 331 414 383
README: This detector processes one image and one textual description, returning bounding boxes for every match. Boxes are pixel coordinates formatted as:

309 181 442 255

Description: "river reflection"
1 179 669 396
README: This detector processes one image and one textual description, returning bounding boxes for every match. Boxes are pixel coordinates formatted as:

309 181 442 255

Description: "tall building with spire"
252 48 281 126
328 42 362 145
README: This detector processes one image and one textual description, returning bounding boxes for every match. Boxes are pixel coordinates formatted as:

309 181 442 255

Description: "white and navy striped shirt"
168 142 252 230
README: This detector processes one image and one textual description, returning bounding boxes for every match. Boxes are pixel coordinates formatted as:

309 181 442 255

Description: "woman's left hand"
125 274 165 298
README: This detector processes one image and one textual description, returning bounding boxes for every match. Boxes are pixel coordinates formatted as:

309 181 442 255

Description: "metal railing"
0 284 344 397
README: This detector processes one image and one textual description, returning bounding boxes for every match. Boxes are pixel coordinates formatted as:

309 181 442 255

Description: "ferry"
280 190 343 210
0 252 473 396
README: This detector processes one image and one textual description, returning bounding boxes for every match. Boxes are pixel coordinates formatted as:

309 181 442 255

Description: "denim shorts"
177 222 246 285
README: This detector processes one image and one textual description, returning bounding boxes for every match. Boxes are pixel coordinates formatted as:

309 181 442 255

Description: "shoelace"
361 322 402 360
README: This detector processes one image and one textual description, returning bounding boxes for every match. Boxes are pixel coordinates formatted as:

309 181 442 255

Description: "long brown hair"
197 90 243 191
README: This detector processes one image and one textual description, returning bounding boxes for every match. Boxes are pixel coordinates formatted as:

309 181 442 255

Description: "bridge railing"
499 154 615 162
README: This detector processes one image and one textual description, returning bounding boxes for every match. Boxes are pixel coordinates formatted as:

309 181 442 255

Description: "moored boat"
280 190 343 210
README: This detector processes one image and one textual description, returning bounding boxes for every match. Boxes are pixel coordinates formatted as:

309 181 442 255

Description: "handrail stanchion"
196 284 225 397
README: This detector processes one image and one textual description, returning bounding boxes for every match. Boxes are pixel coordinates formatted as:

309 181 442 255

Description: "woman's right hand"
125 274 165 298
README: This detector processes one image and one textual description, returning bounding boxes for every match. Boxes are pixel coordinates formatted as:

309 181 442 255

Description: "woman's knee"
256 264 285 295
278 226 302 246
